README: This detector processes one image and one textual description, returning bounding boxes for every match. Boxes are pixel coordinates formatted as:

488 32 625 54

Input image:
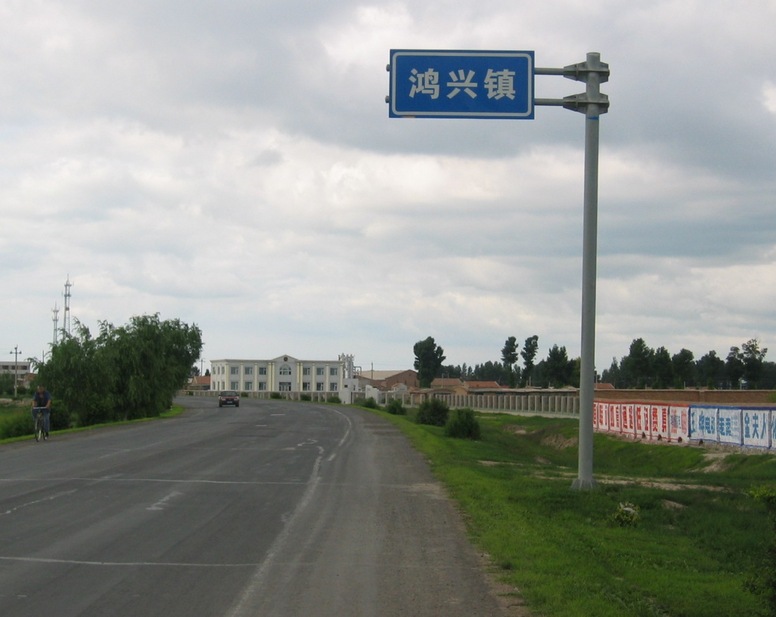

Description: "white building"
210 354 357 402
0 360 31 384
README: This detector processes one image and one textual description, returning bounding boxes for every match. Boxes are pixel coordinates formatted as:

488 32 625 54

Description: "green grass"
372 408 774 617
0 403 186 442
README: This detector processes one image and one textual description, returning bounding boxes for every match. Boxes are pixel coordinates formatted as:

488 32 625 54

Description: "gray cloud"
2 1 775 372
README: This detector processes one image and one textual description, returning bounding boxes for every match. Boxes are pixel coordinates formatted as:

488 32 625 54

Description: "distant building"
210 354 357 400
356 369 418 391
188 375 211 391
0 359 31 390
429 378 510 396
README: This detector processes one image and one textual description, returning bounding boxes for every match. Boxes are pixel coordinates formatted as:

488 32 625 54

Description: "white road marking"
1 489 78 516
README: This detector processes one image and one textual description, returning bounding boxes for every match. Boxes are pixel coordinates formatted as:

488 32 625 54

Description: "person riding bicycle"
32 385 52 439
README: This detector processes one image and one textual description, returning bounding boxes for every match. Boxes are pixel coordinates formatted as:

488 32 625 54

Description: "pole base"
571 477 598 491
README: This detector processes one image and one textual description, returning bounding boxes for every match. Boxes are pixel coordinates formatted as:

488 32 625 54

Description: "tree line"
601 337 773 389
413 335 774 390
36 314 202 426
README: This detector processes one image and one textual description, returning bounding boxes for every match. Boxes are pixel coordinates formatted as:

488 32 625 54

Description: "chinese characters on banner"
596 404 776 449
389 50 534 119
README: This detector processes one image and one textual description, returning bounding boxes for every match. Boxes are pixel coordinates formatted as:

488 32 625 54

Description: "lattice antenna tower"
52 302 59 345
63 275 73 335
339 353 355 379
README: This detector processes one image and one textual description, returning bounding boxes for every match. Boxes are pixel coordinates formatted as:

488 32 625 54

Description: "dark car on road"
218 390 240 407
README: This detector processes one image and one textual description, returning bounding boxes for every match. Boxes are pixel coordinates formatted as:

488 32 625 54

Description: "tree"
501 336 519 387
413 336 446 388
653 346 674 388
545 344 573 388
460 363 469 379
571 357 581 388
476 360 506 383
761 361 776 389
671 348 695 388
111 314 202 418
38 314 202 426
0 373 14 396
726 346 745 389
741 338 768 388
521 335 539 386
696 350 725 388
621 338 654 388
440 364 462 379
601 357 621 388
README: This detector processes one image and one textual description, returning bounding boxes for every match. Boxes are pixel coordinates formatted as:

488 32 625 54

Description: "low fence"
360 389 580 415
593 401 776 449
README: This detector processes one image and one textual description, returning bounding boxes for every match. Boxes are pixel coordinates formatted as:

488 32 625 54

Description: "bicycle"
32 407 48 442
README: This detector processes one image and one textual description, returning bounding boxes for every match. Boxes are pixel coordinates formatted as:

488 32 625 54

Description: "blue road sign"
388 50 534 119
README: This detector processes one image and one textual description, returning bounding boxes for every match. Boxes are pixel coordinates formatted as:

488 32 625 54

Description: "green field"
375 408 776 617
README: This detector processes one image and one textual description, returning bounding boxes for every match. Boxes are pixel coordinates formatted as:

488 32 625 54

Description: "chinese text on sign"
389 50 534 119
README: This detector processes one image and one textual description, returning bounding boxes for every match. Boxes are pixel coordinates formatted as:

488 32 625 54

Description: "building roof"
357 369 412 381
211 355 344 364
430 378 464 388
465 380 504 389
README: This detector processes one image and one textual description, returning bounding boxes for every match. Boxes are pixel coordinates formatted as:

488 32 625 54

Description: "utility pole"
9 345 21 398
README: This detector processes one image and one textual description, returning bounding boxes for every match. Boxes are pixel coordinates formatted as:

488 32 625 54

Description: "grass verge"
372 408 774 617
0 403 186 443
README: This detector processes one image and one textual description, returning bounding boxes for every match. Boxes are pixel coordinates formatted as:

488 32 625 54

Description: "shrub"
326 395 341 404
300 394 311 401
610 501 640 527
270 392 282 399
445 408 481 440
0 410 33 439
50 404 71 431
416 398 449 427
386 399 406 415
362 397 380 409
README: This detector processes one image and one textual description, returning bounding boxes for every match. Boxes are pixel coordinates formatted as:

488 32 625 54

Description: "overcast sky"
2 0 775 375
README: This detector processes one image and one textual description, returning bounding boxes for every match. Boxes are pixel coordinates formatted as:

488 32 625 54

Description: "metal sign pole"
388 50 609 490
537 53 609 490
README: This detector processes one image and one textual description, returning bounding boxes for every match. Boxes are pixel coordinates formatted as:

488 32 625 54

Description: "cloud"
2 0 776 375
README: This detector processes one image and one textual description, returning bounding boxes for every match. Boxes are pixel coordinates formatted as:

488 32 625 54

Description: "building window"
316 382 324 391
302 382 311 391
244 381 252 391
316 367 324 376
330 383 338 391
230 381 239 390
230 367 239 375
330 367 338 376
258 382 267 391
279 364 292 376
244 367 253 375
303 367 311 376
279 382 291 391
259 367 267 375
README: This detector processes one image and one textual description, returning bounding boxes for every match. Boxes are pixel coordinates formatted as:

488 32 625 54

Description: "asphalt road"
0 398 519 616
